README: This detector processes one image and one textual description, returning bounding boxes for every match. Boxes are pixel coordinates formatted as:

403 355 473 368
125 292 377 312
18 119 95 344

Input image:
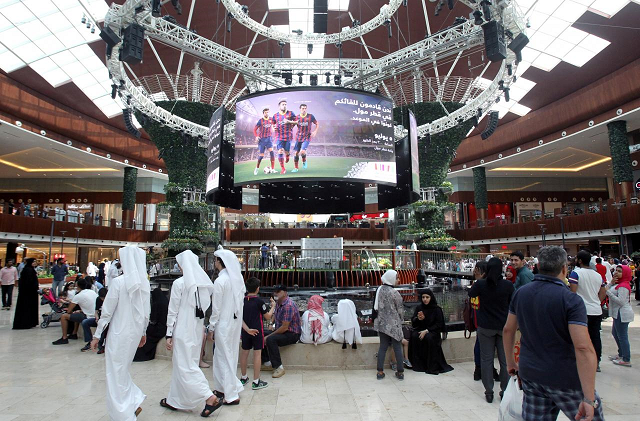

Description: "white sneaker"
272 366 285 378
254 168 259 175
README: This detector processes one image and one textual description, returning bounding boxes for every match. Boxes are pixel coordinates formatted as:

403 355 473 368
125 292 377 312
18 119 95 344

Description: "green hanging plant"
473 166 488 210
607 121 633 183
122 167 138 211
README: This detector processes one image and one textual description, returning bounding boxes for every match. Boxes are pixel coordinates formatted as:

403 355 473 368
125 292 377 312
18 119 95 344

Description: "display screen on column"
233 87 397 185
205 106 224 195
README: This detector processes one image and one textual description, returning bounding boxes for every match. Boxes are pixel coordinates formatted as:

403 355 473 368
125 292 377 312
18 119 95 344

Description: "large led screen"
234 88 396 185
408 109 420 194
205 106 224 195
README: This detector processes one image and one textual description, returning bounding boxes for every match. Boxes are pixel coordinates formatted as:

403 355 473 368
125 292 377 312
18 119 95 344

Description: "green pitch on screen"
234 157 363 184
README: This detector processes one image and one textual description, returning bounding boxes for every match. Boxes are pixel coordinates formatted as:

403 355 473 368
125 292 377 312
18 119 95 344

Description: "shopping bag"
498 375 524 421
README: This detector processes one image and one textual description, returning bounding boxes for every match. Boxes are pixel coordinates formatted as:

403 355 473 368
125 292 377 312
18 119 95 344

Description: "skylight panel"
526 10 549 32
558 27 589 44
528 32 555 51
267 0 288 10
84 0 109 21
589 0 629 18
538 16 571 37
57 28 85 48
29 56 57 74
40 12 73 33
83 83 109 100
93 94 123 119
54 0 81 11
532 52 561 71
563 46 597 67
0 50 25 72
71 72 98 89
13 42 45 63
18 20 51 41
22 0 58 18
578 34 610 54
61 61 89 78
0 13 12 32
0 2 36 23
33 34 65 56
70 44 95 60
328 0 350 11
533 0 562 15
0 26 30 48
546 38 575 59
509 103 532 117
552 1 589 22
50 50 77 67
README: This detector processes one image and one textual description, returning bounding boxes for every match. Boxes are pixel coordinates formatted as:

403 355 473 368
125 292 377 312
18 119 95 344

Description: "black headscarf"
20 258 37 285
150 287 169 326
418 288 438 310
412 288 445 333
486 257 504 287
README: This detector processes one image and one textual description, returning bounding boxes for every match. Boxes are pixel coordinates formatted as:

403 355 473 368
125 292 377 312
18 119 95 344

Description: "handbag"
498 374 524 421
194 290 205 319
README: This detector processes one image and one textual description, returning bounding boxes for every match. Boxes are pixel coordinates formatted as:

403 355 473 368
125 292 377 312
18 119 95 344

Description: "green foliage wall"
137 101 222 254
472 167 488 210
122 167 138 211
393 103 470 250
607 120 633 183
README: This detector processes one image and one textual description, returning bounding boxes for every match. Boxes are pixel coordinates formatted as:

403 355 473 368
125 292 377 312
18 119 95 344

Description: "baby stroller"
39 289 64 328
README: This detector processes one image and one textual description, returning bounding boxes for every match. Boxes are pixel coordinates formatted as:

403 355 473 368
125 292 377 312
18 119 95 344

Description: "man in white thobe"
208 249 245 404
91 246 150 420
162 250 220 416
87 262 98 277
106 259 121 287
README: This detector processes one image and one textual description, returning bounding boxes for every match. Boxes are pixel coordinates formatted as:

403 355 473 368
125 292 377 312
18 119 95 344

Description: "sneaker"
81 343 91 352
240 377 249 386
280 169 286 175
252 379 268 390
272 367 285 378
302 161 307 169
68 334 78 340
376 372 385 380
608 354 621 361
254 168 259 175
291 168 299 173
390 362 397 371
52 338 69 345
261 362 273 371
395 372 404 381
612 359 632 367
596 363 601 372
403 359 412 369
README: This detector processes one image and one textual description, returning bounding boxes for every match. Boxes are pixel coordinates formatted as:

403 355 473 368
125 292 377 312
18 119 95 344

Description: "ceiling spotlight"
403 0 408 6
447 0 455 10
473 10 483 25
336 42 343 58
325 72 331 84
292 29 303 36
240 4 249 15
507 64 513 76
227 12 233 32
279 41 286 58
90 24 95 34
307 43 313 54
504 87 510 102
351 19 360 28
297 72 304 84
334 74 341 86
343 70 353 77
384 19 392 38
481 0 492 21
282 71 293 85
111 84 117 99
310 74 318 86
498 80 504 90
81 14 86 24
86 20 91 29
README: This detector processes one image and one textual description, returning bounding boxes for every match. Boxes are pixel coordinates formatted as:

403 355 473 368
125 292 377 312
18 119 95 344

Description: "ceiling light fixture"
491 157 612 173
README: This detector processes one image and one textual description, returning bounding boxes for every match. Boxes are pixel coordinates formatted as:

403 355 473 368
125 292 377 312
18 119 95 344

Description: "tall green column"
122 167 138 229
607 120 633 200
473 166 488 223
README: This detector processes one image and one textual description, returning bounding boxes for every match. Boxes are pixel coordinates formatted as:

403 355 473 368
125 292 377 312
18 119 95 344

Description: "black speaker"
481 111 499 140
123 109 141 138
120 23 144 65
483 20 506 63
508 33 529 62
100 26 121 48
314 0 328 33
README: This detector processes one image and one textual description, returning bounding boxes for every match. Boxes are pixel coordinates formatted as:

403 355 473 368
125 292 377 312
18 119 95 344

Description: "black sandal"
213 390 225 399
200 399 223 417
160 398 177 411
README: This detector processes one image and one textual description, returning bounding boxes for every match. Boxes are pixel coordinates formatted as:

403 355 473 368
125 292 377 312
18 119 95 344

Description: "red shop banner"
350 212 389 222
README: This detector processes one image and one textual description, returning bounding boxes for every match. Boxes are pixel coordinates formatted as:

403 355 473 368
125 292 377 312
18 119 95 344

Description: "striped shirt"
295 113 317 141
271 111 296 142
253 117 272 138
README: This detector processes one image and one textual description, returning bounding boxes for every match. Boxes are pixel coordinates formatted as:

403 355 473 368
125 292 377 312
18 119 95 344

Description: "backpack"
463 296 479 339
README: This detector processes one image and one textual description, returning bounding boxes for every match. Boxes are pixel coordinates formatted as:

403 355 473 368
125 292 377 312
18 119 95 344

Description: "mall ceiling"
2 1 640 143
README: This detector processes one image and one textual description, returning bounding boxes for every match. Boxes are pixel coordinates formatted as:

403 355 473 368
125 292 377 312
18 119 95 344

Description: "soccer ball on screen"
263 167 275 174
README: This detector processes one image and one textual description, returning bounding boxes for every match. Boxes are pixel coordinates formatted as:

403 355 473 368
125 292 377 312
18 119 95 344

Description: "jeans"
262 330 300 369
51 279 65 298
474 336 481 366
1 284 14 307
612 314 631 362
377 332 404 373
477 327 508 395
82 318 97 343
586 315 602 362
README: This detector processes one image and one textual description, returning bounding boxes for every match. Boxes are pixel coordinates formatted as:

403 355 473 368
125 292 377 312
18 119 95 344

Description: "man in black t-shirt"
240 277 274 390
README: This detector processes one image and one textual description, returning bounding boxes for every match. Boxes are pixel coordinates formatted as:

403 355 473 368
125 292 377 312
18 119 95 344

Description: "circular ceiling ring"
222 0 403 45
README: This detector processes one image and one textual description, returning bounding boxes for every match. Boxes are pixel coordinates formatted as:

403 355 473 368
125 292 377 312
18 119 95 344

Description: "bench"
154 331 475 370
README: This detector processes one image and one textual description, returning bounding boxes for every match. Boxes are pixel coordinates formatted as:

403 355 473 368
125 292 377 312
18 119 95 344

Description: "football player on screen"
292 103 319 172
253 107 274 175
271 99 297 174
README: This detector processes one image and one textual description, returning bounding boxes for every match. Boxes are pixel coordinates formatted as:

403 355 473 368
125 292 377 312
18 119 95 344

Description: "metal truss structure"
222 0 403 45
104 0 526 141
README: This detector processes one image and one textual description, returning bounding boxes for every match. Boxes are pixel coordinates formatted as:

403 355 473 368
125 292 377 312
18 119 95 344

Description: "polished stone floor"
0 297 638 421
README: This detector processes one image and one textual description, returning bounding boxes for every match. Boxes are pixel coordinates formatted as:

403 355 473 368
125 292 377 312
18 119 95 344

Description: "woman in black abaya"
12 258 40 330
408 289 454 374
134 287 169 361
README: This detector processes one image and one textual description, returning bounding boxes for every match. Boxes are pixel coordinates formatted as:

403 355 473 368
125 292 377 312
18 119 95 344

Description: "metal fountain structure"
103 0 527 143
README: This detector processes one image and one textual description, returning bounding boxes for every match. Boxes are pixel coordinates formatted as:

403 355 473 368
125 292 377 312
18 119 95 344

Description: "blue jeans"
612 314 631 362
51 280 65 298
82 318 97 343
